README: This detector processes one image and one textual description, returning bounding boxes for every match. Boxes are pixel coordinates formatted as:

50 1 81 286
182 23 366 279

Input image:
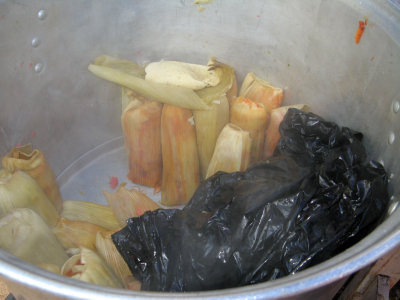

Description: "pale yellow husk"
88 64 210 110
195 57 237 104
206 123 251 178
1 144 62 212
103 186 161 227
193 95 230 178
53 218 109 251
0 169 59 227
61 200 120 230
93 55 145 78
61 247 123 288
95 231 141 290
145 60 220 90
0 208 68 267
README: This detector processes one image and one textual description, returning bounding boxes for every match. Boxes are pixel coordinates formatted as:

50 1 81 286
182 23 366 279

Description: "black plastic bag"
112 109 389 292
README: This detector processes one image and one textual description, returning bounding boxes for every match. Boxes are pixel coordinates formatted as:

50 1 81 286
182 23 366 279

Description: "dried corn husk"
0 208 68 267
193 95 230 178
96 231 141 289
196 57 237 104
37 263 61 274
0 169 59 226
145 60 220 90
2 144 62 212
103 186 160 226
239 72 283 113
61 247 123 288
121 99 162 188
93 55 146 78
161 104 200 206
230 97 269 164
88 63 210 110
263 104 310 158
53 218 108 251
206 123 251 178
61 200 120 231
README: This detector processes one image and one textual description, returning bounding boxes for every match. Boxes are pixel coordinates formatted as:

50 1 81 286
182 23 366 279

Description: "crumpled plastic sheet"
112 108 389 292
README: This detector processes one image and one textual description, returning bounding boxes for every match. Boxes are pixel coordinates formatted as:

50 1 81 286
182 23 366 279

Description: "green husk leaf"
88 64 210 110
93 55 145 78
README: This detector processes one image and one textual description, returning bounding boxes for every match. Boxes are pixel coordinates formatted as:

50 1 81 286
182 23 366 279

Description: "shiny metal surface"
0 0 400 299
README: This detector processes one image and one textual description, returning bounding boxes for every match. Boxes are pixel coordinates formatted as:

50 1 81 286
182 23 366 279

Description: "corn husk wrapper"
61 200 120 231
230 97 269 164
61 247 123 288
103 186 160 227
93 55 146 78
161 104 200 206
2 144 62 212
0 208 68 267
53 218 109 251
263 104 310 158
88 63 210 110
96 231 141 290
37 263 61 274
196 57 237 104
239 72 283 114
0 169 59 227
193 95 230 178
226 73 238 103
121 99 163 188
145 60 220 90
206 123 251 178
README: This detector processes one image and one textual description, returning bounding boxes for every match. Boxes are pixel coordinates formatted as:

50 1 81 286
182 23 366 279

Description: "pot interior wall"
0 0 400 299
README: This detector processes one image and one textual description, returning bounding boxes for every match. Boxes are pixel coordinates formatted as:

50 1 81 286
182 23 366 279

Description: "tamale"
61 247 123 288
145 60 220 90
263 104 310 158
103 186 160 227
96 231 141 289
161 104 200 206
61 200 120 231
193 95 229 178
0 208 68 267
121 98 162 188
230 97 269 164
206 123 251 178
53 218 109 251
2 144 62 212
239 72 283 114
0 169 59 226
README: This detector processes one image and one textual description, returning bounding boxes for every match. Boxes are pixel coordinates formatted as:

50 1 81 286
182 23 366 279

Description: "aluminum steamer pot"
0 0 400 299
